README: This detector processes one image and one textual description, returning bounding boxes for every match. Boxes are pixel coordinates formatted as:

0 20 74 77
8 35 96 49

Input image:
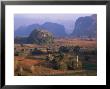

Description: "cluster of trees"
59 45 80 55
45 51 82 70
59 45 96 55
44 45 96 70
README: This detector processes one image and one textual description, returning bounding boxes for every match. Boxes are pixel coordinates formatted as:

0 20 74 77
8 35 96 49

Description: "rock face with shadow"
71 14 97 38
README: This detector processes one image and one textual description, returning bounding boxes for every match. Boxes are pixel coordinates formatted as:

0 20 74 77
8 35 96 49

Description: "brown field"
15 39 96 49
14 56 96 76
54 38 96 48
14 56 74 76
15 56 45 66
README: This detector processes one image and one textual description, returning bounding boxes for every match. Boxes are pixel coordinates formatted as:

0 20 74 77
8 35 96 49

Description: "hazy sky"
14 14 93 34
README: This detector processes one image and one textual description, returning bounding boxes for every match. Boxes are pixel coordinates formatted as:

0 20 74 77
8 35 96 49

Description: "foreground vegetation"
14 39 97 76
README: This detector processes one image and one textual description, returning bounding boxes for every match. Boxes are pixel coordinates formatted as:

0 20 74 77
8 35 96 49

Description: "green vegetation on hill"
28 29 54 45
14 29 54 45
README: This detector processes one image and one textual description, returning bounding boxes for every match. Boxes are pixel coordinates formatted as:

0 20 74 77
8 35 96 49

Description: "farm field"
54 38 96 48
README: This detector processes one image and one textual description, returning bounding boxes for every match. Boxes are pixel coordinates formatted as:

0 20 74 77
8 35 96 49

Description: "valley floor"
14 39 97 76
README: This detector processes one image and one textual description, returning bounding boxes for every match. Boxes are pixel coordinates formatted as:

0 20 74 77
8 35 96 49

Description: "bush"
59 62 68 70
66 57 82 70
51 60 60 70
59 46 69 53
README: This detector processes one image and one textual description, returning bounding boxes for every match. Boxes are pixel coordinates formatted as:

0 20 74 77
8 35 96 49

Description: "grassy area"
46 70 97 76
15 69 97 76
82 63 97 70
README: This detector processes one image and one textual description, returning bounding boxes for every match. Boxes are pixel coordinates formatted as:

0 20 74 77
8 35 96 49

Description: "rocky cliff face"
71 14 97 38
42 22 67 37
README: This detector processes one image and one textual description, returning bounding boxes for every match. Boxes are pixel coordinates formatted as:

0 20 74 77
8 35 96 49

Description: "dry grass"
54 39 96 48
14 56 96 76
15 39 96 49
14 56 46 75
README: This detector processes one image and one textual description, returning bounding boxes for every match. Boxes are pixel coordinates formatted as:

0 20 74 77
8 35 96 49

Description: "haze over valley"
14 14 96 37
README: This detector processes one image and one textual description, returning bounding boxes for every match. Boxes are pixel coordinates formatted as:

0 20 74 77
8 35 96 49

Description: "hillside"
71 14 97 38
28 29 54 44
14 29 54 45
14 24 41 37
42 22 67 37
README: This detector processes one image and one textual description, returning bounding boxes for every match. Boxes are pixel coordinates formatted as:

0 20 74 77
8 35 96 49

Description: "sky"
14 14 93 34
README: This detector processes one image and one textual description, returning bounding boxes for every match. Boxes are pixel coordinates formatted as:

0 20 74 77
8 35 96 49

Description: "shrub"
59 62 68 70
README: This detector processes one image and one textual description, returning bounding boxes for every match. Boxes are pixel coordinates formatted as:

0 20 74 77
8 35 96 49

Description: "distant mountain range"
71 14 97 38
14 14 97 38
15 22 67 37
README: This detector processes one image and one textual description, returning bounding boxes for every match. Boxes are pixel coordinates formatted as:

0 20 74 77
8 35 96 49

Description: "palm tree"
73 46 80 68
